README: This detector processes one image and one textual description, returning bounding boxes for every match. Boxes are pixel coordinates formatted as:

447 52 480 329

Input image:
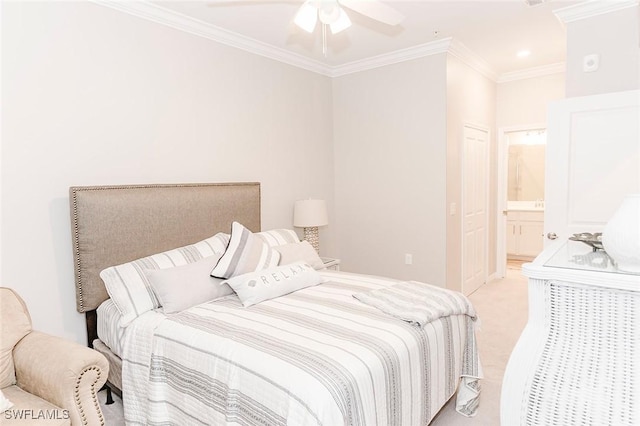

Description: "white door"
545 90 640 244
462 125 489 295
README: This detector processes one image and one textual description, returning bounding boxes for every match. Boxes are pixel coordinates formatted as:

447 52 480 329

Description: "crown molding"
497 62 565 82
448 39 498 81
91 0 504 80
554 0 639 24
90 0 334 77
330 38 453 77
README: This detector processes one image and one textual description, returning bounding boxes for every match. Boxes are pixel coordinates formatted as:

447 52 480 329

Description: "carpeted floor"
99 263 529 425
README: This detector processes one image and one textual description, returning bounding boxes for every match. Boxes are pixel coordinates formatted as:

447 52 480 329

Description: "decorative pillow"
225 262 325 307
275 240 325 270
210 222 280 279
101 232 230 326
255 228 300 247
147 255 233 314
0 389 13 414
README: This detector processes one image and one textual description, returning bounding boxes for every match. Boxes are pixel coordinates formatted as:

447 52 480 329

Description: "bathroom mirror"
507 129 546 202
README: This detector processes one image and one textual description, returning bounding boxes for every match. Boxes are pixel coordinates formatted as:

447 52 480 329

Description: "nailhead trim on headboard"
70 182 261 314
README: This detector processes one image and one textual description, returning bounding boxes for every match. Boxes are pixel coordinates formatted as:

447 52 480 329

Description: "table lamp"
293 199 328 253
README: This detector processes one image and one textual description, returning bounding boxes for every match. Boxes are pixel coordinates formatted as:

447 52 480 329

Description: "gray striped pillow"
256 228 300 247
101 232 230 326
210 222 281 279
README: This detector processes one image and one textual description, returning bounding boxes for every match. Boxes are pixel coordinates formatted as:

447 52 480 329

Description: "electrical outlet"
405 254 413 265
583 54 599 72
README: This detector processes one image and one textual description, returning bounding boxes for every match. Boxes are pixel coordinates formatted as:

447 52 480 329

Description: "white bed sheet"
96 298 126 357
118 270 481 426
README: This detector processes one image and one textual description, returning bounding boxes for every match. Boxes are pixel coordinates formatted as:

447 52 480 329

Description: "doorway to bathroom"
496 126 547 277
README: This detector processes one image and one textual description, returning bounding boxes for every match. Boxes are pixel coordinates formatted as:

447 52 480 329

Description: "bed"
70 182 481 425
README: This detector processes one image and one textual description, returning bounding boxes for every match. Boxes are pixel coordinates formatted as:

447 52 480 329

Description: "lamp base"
303 227 320 253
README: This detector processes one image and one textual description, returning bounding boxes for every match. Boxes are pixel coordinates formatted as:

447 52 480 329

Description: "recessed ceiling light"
517 50 531 58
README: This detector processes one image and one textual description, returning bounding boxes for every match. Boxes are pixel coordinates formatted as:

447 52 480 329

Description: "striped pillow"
256 228 300 247
210 222 280 279
101 232 230 327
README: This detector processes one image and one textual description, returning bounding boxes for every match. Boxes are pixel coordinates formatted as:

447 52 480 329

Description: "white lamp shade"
293 199 328 227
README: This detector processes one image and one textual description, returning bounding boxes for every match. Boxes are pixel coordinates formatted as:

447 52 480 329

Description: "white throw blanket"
353 280 478 327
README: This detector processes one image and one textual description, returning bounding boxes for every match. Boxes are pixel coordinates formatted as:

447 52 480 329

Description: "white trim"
330 38 452 77
496 123 547 279
90 0 334 77
90 1 504 79
554 0 639 24
448 39 498 82
91 0 568 81
497 62 565 83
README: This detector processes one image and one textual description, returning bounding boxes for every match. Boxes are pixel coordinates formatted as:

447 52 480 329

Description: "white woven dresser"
501 240 640 426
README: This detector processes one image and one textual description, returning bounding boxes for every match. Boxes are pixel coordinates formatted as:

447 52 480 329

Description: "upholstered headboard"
69 183 261 316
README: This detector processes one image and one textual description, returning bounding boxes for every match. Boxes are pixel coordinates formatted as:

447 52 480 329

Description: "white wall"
332 55 448 285
497 73 565 129
565 6 639 97
445 55 497 291
1 1 335 343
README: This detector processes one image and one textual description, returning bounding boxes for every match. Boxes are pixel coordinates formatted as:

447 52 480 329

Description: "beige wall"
445 55 497 292
332 55 448 286
1 1 335 343
497 73 565 128
565 6 639 97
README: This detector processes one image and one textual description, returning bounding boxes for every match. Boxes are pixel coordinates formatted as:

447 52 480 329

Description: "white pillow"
255 228 300 247
147 254 233 314
275 240 325 270
0 389 13 414
225 262 325 307
101 232 230 326
211 222 280 279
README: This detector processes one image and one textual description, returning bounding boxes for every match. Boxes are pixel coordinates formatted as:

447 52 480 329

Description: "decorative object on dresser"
602 193 640 272
293 198 328 253
568 232 603 251
501 239 640 426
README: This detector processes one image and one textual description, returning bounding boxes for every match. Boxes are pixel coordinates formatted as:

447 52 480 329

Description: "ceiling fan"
293 0 405 34
208 0 405 35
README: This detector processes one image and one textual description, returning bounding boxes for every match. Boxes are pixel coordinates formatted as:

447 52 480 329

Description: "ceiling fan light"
330 8 351 34
294 2 318 33
319 2 340 25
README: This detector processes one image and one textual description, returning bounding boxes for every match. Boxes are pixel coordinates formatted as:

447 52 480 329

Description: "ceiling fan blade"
339 0 404 26
206 0 301 6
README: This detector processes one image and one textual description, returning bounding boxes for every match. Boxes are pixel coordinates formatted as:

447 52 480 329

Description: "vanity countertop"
507 201 545 212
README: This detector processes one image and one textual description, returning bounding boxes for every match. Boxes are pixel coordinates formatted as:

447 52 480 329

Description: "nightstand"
320 257 341 271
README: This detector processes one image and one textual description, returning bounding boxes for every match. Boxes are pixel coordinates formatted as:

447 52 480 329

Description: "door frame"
496 123 546 278
461 122 491 295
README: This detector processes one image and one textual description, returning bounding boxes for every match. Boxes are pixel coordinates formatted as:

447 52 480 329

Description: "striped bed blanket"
121 271 481 425
353 281 478 328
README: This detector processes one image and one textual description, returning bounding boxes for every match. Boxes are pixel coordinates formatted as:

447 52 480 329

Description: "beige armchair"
0 288 108 426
